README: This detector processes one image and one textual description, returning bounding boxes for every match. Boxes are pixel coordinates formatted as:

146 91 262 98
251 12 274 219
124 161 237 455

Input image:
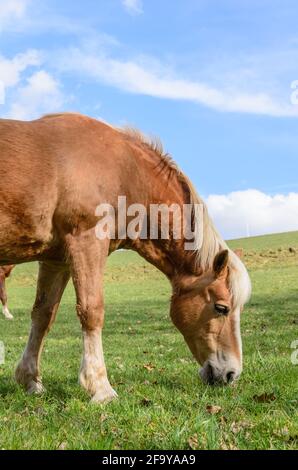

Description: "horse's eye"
214 304 230 316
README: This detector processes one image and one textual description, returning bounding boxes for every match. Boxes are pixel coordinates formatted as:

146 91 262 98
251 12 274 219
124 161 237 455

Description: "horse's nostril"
226 371 235 383
205 363 217 385
201 364 238 386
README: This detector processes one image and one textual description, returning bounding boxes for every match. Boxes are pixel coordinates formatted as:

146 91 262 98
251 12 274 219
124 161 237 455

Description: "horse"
0 265 14 319
0 113 251 403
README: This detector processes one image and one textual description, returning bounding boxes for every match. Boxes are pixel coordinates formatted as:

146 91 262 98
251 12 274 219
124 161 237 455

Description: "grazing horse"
0 113 251 403
0 265 14 319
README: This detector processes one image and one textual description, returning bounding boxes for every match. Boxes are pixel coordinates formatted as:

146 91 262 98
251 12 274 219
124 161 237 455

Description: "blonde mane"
122 126 251 308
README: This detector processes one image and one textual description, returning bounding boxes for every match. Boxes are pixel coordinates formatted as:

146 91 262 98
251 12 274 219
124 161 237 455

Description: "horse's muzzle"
199 361 239 386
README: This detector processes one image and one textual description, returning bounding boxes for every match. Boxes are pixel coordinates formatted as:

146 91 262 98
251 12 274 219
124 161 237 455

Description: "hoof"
26 380 46 395
3 307 13 320
91 387 118 404
15 363 45 394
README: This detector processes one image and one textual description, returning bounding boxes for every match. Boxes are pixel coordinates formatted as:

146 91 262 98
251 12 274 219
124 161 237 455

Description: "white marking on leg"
79 329 117 403
2 304 13 320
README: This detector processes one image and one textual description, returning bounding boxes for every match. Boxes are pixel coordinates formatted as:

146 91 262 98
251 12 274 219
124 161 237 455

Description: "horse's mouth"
199 362 239 386
199 363 221 385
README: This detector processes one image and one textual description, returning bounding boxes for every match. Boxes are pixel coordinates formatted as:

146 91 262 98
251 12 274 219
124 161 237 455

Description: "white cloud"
0 50 65 121
206 190 298 239
0 0 29 32
122 0 143 15
0 80 4 104
6 70 64 120
56 48 298 117
0 49 41 88
0 2 295 117
0 0 92 36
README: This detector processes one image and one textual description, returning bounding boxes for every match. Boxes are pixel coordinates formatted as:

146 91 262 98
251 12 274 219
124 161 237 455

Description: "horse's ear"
213 250 229 279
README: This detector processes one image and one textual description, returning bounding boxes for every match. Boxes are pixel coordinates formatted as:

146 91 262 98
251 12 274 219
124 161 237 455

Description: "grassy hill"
228 230 298 252
0 232 297 449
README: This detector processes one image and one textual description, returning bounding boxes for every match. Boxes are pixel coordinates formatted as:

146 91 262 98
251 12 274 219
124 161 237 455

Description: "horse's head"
170 249 251 385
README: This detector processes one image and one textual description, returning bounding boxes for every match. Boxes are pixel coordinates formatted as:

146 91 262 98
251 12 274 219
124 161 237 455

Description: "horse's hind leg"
15 262 70 394
66 233 116 404
0 275 13 320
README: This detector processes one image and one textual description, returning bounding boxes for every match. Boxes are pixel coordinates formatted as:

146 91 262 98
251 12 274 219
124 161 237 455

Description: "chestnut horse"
0 113 251 403
0 265 14 319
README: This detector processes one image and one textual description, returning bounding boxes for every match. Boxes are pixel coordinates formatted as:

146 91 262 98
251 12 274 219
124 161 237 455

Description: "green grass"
228 230 298 252
0 232 297 450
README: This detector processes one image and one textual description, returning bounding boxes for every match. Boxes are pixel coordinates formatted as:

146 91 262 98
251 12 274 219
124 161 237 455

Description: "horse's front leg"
15 262 70 393
67 233 117 404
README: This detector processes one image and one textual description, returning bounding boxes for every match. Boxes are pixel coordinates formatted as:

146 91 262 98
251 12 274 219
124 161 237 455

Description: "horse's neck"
129 238 197 279
121 157 198 278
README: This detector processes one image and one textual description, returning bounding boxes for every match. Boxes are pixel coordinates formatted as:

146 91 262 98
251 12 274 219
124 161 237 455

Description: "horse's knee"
76 301 104 330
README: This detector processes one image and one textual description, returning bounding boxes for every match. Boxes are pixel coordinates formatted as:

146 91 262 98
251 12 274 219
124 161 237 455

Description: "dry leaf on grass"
188 433 198 450
143 362 155 372
57 441 67 450
219 415 228 425
206 405 222 415
220 441 239 450
230 421 253 434
140 397 152 407
253 392 276 403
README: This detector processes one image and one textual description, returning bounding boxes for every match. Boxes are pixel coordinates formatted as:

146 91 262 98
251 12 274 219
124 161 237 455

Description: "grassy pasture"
0 231 297 449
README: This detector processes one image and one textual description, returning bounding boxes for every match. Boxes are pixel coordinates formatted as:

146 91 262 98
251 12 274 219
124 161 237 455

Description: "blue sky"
1 0 298 238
